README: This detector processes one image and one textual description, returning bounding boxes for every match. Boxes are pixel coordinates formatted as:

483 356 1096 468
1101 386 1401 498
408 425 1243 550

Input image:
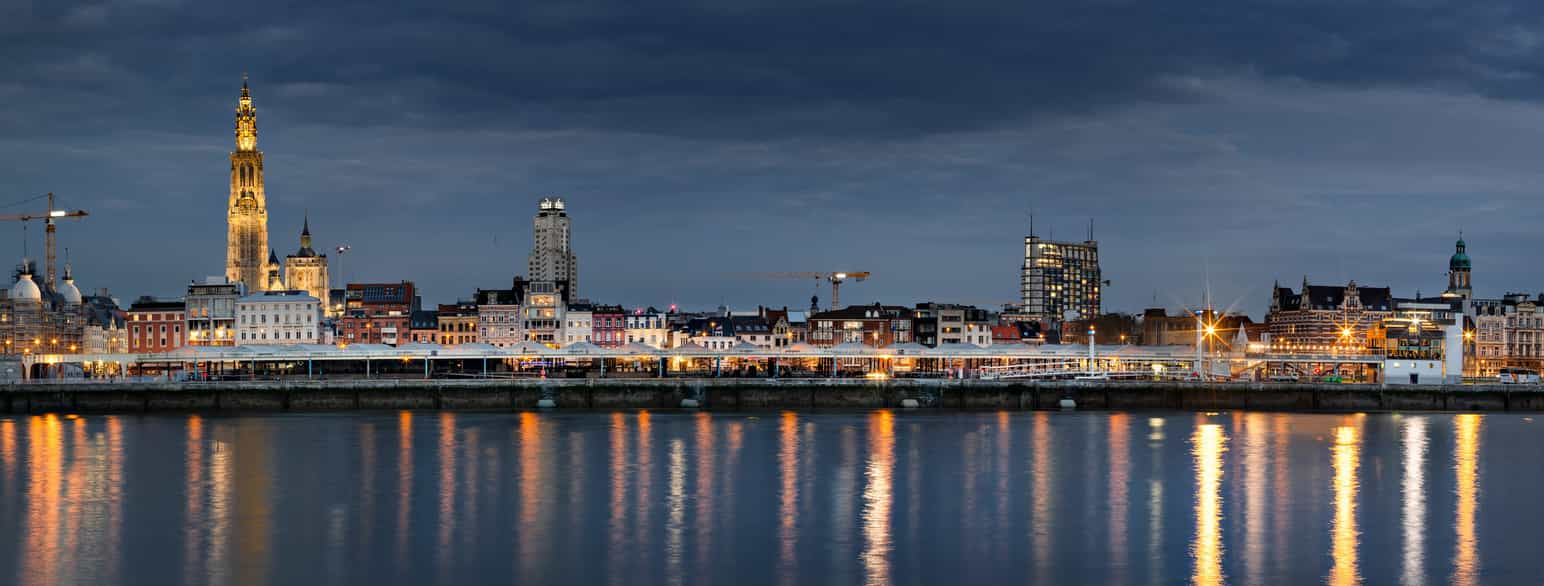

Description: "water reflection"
437 412 456 581
1452 414 1481 586
607 412 629 586
517 411 545 581
861 411 894 586
694 413 715 578
665 438 686 586
1329 425 1361 586
1108 413 1129 584
1191 422 1227 586
778 412 799 586
0 411 1528 585
1401 417 1428 586
1 419 15 480
1147 417 1164 586
396 411 414 569
183 416 205 586
1242 413 1266 586
1031 411 1052 585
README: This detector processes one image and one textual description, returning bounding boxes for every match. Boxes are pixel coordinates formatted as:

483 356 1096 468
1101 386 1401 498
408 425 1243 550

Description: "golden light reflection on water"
778 412 799 586
1190 423 1227 586
396 411 414 568
860 410 895 586
1270 414 1290 578
634 411 653 563
20 415 62 586
694 413 715 578
995 412 1011 561
1147 417 1165 586
206 433 231 585
1031 411 1052 584
1452 414 1481 586
1401 417 1428 586
183 415 204 586
1 419 15 479
517 411 545 581
1329 425 1361 586
607 412 629 586
436 412 457 579
1109 413 1129 583
1242 414 1266 586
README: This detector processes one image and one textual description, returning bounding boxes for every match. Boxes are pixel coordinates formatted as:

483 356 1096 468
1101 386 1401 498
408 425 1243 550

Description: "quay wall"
2 379 1542 415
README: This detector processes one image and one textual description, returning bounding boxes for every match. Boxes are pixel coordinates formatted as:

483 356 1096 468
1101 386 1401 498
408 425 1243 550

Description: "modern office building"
1020 222 1102 322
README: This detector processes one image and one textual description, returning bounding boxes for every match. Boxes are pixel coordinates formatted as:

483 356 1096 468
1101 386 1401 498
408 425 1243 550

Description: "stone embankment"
1 379 1540 414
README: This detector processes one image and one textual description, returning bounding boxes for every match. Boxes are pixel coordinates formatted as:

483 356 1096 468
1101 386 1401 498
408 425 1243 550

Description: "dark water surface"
0 410 1540 585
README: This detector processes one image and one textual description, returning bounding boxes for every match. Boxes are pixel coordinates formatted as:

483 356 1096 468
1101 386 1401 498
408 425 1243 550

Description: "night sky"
4 1 1543 315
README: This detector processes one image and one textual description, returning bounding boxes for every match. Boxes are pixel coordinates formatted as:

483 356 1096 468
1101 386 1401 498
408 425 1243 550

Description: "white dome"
59 277 82 305
11 273 41 302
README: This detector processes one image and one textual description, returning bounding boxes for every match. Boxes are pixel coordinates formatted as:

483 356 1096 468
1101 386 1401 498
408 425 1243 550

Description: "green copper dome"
1450 238 1470 270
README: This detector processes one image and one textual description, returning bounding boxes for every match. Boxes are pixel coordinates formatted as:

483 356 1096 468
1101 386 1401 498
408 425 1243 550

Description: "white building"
626 310 669 349
235 290 321 345
520 280 565 345
564 304 593 345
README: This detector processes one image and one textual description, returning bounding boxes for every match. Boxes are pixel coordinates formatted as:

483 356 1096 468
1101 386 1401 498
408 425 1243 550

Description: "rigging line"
0 193 48 210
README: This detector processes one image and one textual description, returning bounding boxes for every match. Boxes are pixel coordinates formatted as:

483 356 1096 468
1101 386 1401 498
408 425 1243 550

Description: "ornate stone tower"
1446 235 1472 299
226 77 271 292
285 213 331 308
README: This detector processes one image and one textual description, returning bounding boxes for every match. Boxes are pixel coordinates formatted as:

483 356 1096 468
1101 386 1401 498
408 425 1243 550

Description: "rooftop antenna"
1029 211 1035 238
1088 218 1094 242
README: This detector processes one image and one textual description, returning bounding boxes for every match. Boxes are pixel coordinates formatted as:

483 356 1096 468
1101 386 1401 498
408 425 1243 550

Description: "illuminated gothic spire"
235 73 257 152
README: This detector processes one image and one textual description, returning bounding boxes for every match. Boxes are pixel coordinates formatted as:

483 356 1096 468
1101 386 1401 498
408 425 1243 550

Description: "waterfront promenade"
2 378 1541 414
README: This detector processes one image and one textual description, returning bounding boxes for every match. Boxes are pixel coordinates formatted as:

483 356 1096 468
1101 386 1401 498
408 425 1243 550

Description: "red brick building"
127 298 186 353
338 281 418 346
591 304 626 348
807 304 913 347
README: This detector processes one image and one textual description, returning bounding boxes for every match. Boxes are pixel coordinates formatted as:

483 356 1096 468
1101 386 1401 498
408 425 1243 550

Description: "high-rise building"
284 214 330 310
528 197 579 297
226 78 271 292
1020 221 1102 322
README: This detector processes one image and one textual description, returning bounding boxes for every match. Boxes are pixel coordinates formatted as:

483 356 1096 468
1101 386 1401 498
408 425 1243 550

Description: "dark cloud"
2 1 1543 314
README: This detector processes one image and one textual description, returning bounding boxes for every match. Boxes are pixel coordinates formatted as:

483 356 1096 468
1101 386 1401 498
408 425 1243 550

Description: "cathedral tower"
226 77 271 292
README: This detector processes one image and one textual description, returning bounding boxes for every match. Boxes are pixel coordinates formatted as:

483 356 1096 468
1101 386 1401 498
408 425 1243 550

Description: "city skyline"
6 3 1544 314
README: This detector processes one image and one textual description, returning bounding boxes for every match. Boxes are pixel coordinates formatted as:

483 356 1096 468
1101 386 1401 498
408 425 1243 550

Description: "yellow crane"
0 193 89 286
746 271 871 310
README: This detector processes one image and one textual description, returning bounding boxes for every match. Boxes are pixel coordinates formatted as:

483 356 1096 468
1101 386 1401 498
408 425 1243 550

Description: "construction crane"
0 193 89 286
744 271 871 310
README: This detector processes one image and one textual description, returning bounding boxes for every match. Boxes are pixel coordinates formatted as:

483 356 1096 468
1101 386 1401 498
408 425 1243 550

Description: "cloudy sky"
3 1 1543 315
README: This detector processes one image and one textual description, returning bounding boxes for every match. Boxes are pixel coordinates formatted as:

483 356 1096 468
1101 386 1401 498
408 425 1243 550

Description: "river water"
0 410 1538 585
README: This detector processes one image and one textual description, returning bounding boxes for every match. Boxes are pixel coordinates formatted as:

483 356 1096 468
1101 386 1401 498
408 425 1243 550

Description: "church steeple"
226 75 271 292
1445 233 1472 299
235 73 257 152
301 211 312 249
